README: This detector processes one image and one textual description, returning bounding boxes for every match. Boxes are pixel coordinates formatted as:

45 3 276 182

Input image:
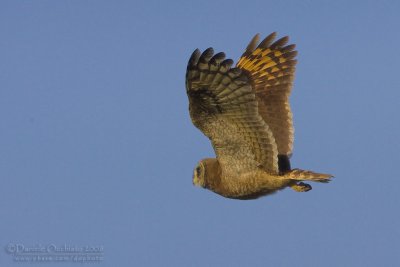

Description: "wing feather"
186 48 279 176
237 33 298 156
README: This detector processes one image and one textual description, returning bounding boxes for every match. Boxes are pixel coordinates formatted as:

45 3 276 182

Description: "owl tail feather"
285 168 333 183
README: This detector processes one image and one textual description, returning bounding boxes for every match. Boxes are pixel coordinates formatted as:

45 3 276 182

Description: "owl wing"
237 33 297 157
186 48 279 176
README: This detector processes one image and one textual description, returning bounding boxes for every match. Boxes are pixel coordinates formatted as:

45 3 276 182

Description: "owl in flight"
186 33 332 200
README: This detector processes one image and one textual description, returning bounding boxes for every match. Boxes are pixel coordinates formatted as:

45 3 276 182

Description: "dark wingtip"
278 154 291 173
221 58 234 68
271 36 289 49
199 47 214 63
244 33 260 55
258 32 277 49
209 52 226 65
188 49 201 66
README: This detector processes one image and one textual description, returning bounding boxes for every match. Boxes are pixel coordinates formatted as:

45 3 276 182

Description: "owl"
186 33 332 200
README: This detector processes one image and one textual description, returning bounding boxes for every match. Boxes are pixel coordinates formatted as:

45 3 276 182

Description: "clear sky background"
1 1 399 266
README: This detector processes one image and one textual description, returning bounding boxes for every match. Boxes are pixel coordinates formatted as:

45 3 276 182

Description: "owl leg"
291 182 312 192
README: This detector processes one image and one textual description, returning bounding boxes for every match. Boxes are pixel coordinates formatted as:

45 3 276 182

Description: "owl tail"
285 168 333 183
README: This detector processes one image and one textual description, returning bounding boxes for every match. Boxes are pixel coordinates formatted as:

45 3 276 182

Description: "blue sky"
1 1 399 266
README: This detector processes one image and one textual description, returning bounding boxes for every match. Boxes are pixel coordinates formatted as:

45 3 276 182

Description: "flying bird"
186 33 332 199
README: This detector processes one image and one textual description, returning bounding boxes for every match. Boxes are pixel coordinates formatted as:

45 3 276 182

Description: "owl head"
193 161 206 188
192 158 221 189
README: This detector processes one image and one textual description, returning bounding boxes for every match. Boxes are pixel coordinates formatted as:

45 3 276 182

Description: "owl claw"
291 182 312 192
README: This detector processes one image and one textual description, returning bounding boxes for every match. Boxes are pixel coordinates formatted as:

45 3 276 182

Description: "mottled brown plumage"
186 33 332 200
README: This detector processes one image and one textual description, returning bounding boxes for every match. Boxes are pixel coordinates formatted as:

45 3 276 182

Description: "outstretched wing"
186 48 279 176
237 33 297 157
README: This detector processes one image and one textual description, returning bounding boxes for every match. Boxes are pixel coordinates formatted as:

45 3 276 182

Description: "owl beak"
192 174 201 187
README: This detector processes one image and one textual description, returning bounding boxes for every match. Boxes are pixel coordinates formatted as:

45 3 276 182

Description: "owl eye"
195 166 202 176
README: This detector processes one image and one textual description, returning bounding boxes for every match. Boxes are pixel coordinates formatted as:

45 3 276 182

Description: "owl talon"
291 182 312 192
